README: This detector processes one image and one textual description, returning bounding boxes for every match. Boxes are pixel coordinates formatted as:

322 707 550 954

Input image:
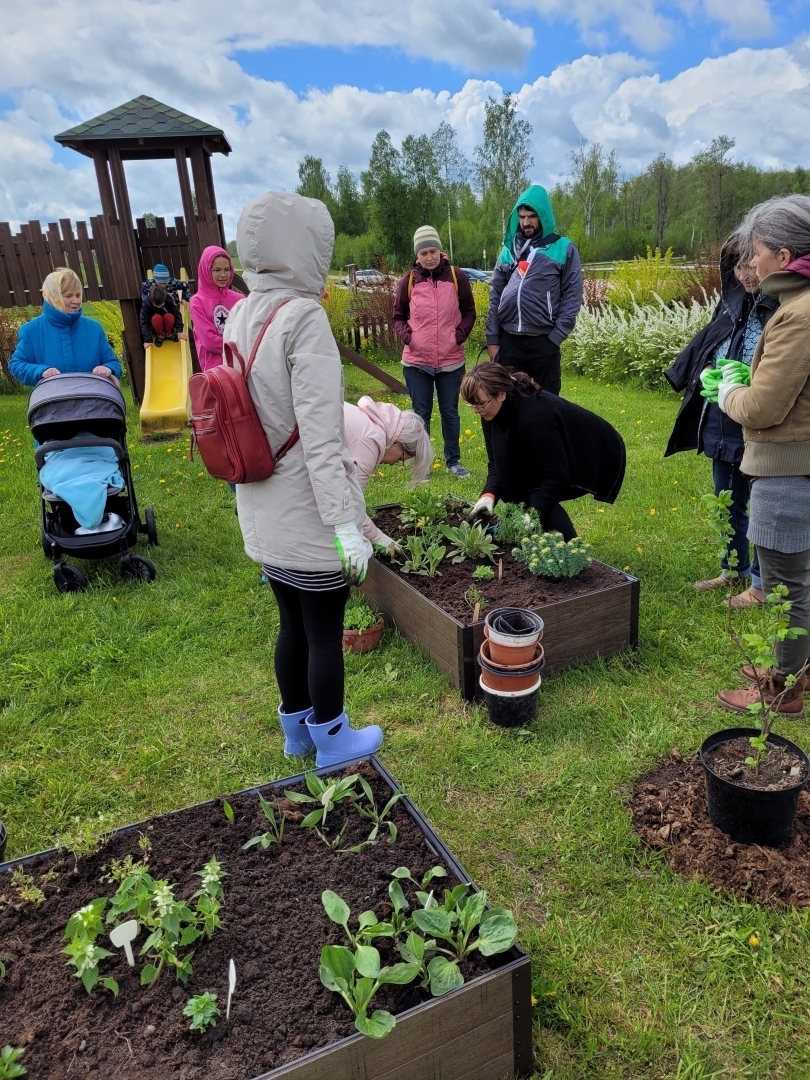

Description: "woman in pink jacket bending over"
190 246 244 370
344 395 433 555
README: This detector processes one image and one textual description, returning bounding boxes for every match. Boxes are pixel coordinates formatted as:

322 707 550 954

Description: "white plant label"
227 958 236 1019
110 919 138 966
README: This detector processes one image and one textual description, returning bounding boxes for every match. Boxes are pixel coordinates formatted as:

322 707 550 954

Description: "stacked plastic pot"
479 607 545 727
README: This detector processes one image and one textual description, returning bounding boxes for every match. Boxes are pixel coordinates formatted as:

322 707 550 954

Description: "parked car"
341 269 387 288
460 268 491 283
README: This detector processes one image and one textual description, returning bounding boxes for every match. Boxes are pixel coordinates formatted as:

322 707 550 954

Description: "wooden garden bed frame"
361 552 640 700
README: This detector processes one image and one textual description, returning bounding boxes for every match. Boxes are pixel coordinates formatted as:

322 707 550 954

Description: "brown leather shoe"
718 677 804 718
740 665 809 692
694 575 731 591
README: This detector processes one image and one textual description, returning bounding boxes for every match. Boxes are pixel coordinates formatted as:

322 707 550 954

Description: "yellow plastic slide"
139 268 193 436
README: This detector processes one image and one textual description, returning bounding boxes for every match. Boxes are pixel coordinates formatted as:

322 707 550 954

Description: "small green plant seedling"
493 502 542 545
353 775 404 844
223 800 234 823
344 597 379 631
472 564 495 582
319 944 419 1039
0 952 13 980
398 534 446 577
284 772 359 833
183 991 221 1033
440 522 498 564
513 532 592 578
0 1046 26 1078
465 585 488 616
322 890 393 947
11 869 45 906
398 490 448 530
242 793 286 849
63 898 119 995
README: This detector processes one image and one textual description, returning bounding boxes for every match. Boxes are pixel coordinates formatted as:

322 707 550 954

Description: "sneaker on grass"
447 464 470 478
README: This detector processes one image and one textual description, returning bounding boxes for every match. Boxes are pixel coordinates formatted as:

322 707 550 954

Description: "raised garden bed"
363 504 639 700
0 757 532 1079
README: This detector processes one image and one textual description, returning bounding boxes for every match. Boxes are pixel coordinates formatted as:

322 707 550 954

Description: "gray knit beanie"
414 225 442 254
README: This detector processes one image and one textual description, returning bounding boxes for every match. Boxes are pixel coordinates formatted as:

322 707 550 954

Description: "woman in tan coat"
715 194 810 717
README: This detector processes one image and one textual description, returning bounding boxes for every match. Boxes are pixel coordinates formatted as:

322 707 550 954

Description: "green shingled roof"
55 96 229 148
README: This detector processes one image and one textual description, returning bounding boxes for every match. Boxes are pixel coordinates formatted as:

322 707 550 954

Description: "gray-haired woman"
715 194 810 717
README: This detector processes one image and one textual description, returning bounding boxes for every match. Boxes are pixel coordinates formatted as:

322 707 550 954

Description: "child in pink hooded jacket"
189 246 244 370
344 395 433 554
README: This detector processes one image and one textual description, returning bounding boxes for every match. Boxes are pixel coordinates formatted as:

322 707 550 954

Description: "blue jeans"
403 365 464 467
712 458 760 587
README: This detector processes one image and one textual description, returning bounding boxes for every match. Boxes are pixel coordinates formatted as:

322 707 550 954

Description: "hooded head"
499 185 556 264
152 264 171 284
236 192 334 297
197 246 236 299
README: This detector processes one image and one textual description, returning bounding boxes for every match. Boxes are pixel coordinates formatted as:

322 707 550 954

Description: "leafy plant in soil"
465 584 488 615
101 856 226 986
398 490 448 530
183 991 221 1033
472 564 495 581
319 943 420 1039
0 1046 26 1079
353 774 404 843
63 898 120 995
344 596 379 631
242 793 286 849
284 771 360 832
703 491 810 768
398 534 446 577
440 521 499 564
11 869 45 905
322 890 393 947
492 502 542 545
513 532 593 578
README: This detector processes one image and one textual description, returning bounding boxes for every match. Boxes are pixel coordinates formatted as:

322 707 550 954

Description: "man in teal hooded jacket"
485 184 582 395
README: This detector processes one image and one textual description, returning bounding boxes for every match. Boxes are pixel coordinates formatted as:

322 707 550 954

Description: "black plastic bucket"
699 727 810 846
0 822 6 862
480 675 541 728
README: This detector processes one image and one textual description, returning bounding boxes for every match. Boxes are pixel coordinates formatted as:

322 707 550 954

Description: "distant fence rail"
0 218 115 307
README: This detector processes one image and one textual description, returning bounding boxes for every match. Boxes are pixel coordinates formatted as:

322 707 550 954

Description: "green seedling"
11 870 44 906
412 888 518 962
353 775 403 844
465 585 488 615
101 854 148 885
0 1046 26 1079
322 890 393 947
398 490 448 530
492 502 542 545
284 772 359 832
183 991 221 1033
513 532 593 578
319 943 419 1039
63 897 119 995
440 521 498 564
242 793 285 849
399 534 446 577
472 564 495 581
0 952 13 980
344 597 379 631
391 865 448 898
396 929 461 996
223 800 234 823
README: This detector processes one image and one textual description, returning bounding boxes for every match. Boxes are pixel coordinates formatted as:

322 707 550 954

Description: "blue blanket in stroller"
40 446 124 530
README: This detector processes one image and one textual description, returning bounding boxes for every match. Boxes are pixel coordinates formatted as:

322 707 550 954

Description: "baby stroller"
28 373 158 593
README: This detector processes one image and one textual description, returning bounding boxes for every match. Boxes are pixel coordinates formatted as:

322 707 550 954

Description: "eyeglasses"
470 396 493 413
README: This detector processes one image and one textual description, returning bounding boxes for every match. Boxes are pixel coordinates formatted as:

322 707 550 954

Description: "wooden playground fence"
0 218 115 307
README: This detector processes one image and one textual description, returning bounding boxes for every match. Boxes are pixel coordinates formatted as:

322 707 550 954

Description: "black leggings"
269 581 349 724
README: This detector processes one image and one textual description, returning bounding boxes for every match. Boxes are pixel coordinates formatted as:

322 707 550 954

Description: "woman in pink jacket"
344 396 433 554
189 246 244 370
393 225 476 478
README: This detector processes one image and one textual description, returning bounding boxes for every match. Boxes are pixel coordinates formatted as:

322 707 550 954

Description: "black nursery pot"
699 727 810 846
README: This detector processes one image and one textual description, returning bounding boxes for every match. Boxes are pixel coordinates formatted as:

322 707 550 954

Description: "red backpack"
189 299 299 484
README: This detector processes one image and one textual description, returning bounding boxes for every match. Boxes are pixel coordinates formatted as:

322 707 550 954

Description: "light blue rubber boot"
305 712 384 767
278 704 315 758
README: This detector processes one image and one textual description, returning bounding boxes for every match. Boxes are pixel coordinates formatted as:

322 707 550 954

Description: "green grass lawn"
2 364 810 1079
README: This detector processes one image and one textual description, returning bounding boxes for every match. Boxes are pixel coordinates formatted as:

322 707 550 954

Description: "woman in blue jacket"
9 268 122 386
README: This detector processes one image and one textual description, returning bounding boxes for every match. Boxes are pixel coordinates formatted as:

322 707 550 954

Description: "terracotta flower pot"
342 616 385 654
478 639 545 692
483 624 543 665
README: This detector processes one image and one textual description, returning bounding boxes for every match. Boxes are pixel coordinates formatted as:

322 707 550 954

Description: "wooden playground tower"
55 95 239 403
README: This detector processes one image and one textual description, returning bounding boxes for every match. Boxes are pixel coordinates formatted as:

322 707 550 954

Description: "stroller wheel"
54 563 88 593
120 554 156 583
144 507 158 546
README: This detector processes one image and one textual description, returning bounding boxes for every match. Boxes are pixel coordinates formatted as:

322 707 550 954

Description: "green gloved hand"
699 367 723 402
716 358 751 385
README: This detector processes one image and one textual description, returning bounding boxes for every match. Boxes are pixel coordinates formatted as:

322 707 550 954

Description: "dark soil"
0 763 497 1079
372 506 626 623
631 748 810 908
705 737 808 791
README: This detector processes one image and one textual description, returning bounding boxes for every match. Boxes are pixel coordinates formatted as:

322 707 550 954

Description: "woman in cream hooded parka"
226 191 383 766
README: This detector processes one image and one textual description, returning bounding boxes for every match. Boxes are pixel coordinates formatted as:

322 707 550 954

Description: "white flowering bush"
562 293 716 389
512 532 593 578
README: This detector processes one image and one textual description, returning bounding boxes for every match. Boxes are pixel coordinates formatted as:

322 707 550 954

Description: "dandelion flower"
650 508 656 515
597 508 605 513
623 565 630 571
531 995 538 1006
159 479 166 484
465 429 472 435
749 934 760 947
637 546 643 554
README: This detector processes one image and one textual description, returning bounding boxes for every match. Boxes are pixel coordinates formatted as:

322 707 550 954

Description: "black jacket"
664 249 777 458
481 389 626 514
139 291 184 344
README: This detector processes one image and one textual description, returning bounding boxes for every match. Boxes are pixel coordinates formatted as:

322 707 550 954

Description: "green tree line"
292 95 807 272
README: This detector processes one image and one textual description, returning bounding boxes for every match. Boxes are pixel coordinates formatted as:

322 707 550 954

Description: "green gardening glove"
699 367 723 402
716 358 751 385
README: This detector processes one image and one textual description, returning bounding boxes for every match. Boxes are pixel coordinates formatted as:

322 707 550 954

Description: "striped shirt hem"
261 564 345 592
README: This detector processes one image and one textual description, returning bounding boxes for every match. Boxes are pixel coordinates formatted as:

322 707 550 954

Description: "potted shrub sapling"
343 596 385 654
699 491 810 845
